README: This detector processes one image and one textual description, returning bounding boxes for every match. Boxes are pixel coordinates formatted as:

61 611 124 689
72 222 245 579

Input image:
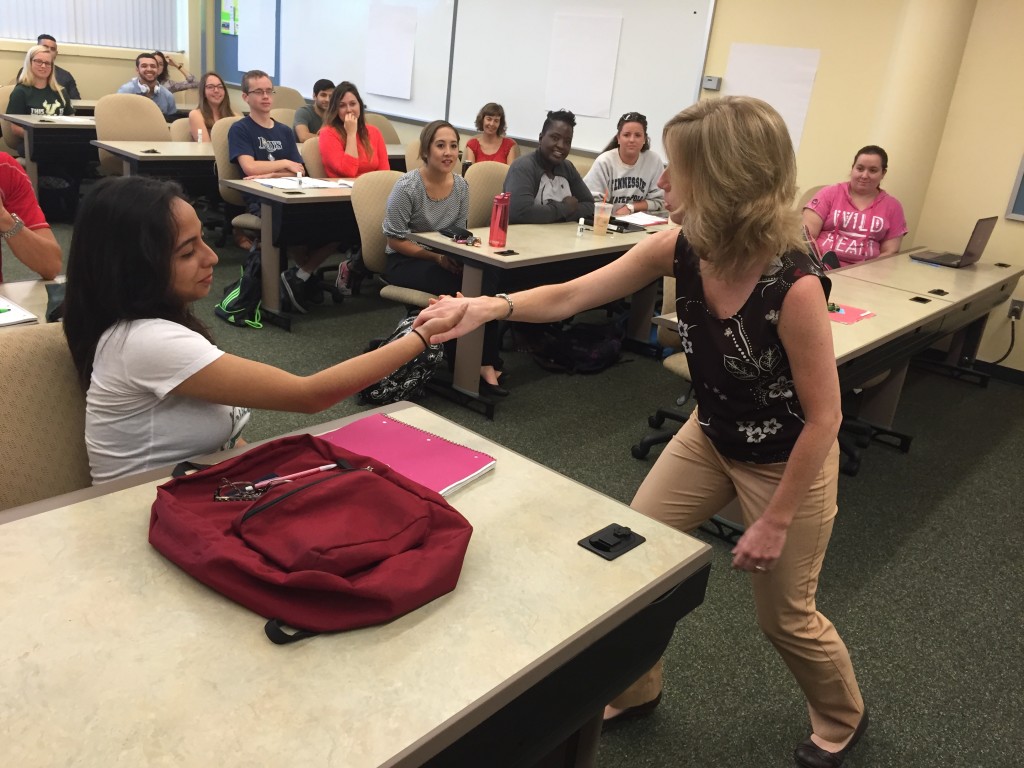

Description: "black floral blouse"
673 232 831 463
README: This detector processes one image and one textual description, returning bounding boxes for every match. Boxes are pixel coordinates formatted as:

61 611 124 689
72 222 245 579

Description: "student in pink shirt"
803 145 907 267
317 82 390 179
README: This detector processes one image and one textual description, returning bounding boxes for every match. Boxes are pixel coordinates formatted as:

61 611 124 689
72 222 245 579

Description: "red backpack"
149 433 473 643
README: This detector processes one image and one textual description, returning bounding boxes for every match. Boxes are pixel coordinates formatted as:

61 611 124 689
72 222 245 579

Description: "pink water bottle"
488 192 510 248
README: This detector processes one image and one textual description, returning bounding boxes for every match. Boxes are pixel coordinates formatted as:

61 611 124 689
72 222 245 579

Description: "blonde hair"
662 96 803 277
19 45 65 99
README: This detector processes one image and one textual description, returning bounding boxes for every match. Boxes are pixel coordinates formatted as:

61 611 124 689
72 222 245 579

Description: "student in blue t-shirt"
228 70 338 313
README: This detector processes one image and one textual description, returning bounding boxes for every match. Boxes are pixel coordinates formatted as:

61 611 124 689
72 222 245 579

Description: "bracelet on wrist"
495 292 514 319
410 328 431 351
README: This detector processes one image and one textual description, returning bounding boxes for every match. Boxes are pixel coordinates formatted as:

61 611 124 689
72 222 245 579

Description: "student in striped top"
383 120 506 397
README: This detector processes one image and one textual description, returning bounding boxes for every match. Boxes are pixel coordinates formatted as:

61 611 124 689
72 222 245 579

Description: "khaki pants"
611 412 864 743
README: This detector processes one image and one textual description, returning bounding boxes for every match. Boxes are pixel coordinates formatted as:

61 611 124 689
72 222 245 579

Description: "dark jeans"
386 253 501 368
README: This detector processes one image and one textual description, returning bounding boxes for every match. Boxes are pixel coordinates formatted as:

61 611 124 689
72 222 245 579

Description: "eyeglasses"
245 89 275 97
205 84 225 91
621 112 647 124
31 59 53 67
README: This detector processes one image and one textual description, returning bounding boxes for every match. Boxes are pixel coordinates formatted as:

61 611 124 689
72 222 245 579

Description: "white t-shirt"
86 319 250 484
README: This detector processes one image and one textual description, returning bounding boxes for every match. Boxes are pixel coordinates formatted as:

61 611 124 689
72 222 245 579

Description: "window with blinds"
0 0 180 52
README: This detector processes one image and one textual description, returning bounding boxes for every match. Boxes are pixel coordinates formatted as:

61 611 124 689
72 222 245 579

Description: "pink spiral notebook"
319 415 496 497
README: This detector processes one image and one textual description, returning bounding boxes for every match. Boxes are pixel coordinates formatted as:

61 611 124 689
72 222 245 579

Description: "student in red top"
464 102 519 166
0 153 62 282
317 82 390 179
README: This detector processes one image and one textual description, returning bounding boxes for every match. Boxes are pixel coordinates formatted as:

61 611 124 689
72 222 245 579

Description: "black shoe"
280 268 307 314
601 692 662 732
479 377 509 398
304 275 325 305
794 711 869 768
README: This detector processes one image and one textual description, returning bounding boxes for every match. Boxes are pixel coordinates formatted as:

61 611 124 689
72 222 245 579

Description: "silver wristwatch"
626 203 636 214
0 212 24 240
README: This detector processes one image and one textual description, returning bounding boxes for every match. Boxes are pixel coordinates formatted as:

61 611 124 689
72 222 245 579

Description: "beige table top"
222 177 353 203
0 113 95 128
834 254 1024 303
826 273 956 363
410 221 667 270
0 403 710 767
653 272 955 365
0 278 57 325
90 139 215 160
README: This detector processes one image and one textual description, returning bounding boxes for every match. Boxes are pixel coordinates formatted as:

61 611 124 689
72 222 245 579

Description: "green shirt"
7 83 75 117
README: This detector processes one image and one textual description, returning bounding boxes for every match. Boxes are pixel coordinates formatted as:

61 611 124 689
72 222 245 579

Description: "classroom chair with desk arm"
0 323 92 512
211 116 263 246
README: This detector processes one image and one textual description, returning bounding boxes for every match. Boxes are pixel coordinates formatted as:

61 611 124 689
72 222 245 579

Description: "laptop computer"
910 216 997 268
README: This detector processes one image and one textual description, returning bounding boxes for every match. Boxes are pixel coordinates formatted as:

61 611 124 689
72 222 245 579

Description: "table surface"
90 139 215 159
222 177 354 203
0 278 55 325
834 254 1024 303
0 403 710 768
410 221 671 270
1 113 95 128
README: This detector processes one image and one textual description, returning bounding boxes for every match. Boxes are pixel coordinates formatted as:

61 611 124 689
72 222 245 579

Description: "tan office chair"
211 115 262 236
465 161 510 228
0 323 92 511
94 94 170 176
269 86 306 110
169 116 193 142
631 275 694 459
270 107 296 131
0 84 25 160
351 170 435 310
570 155 594 178
365 112 400 144
299 135 325 178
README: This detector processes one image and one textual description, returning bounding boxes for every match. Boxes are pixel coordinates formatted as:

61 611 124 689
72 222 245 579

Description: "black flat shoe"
794 710 869 768
600 692 662 732
479 378 509 398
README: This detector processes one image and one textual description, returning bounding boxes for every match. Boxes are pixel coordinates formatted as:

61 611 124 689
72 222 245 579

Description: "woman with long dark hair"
318 81 390 178
188 71 236 142
63 176 464 484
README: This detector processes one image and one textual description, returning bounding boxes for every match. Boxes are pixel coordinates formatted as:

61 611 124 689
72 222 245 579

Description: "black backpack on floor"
215 246 263 329
517 318 625 375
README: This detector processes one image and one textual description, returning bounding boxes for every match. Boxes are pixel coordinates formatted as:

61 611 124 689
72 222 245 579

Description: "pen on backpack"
253 462 340 490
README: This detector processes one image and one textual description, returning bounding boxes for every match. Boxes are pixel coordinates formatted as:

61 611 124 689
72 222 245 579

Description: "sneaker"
334 261 354 297
280 268 308 314
304 275 325 305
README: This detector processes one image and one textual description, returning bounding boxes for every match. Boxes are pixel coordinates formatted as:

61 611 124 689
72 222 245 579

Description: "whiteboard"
278 0 454 123
448 0 714 156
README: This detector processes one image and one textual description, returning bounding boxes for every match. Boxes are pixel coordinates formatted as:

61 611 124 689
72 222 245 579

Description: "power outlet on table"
1009 299 1024 321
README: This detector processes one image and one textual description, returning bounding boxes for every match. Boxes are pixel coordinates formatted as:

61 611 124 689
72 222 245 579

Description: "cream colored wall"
701 0 975 241
916 0 1024 370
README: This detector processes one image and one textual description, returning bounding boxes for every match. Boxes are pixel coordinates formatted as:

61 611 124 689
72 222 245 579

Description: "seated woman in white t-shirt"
63 176 465 484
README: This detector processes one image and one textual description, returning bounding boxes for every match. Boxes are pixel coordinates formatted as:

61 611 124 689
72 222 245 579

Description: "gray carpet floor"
8 219 1023 767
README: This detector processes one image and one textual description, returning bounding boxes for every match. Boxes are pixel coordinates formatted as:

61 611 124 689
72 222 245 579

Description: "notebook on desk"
319 415 496 497
910 216 997 268
0 296 39 327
